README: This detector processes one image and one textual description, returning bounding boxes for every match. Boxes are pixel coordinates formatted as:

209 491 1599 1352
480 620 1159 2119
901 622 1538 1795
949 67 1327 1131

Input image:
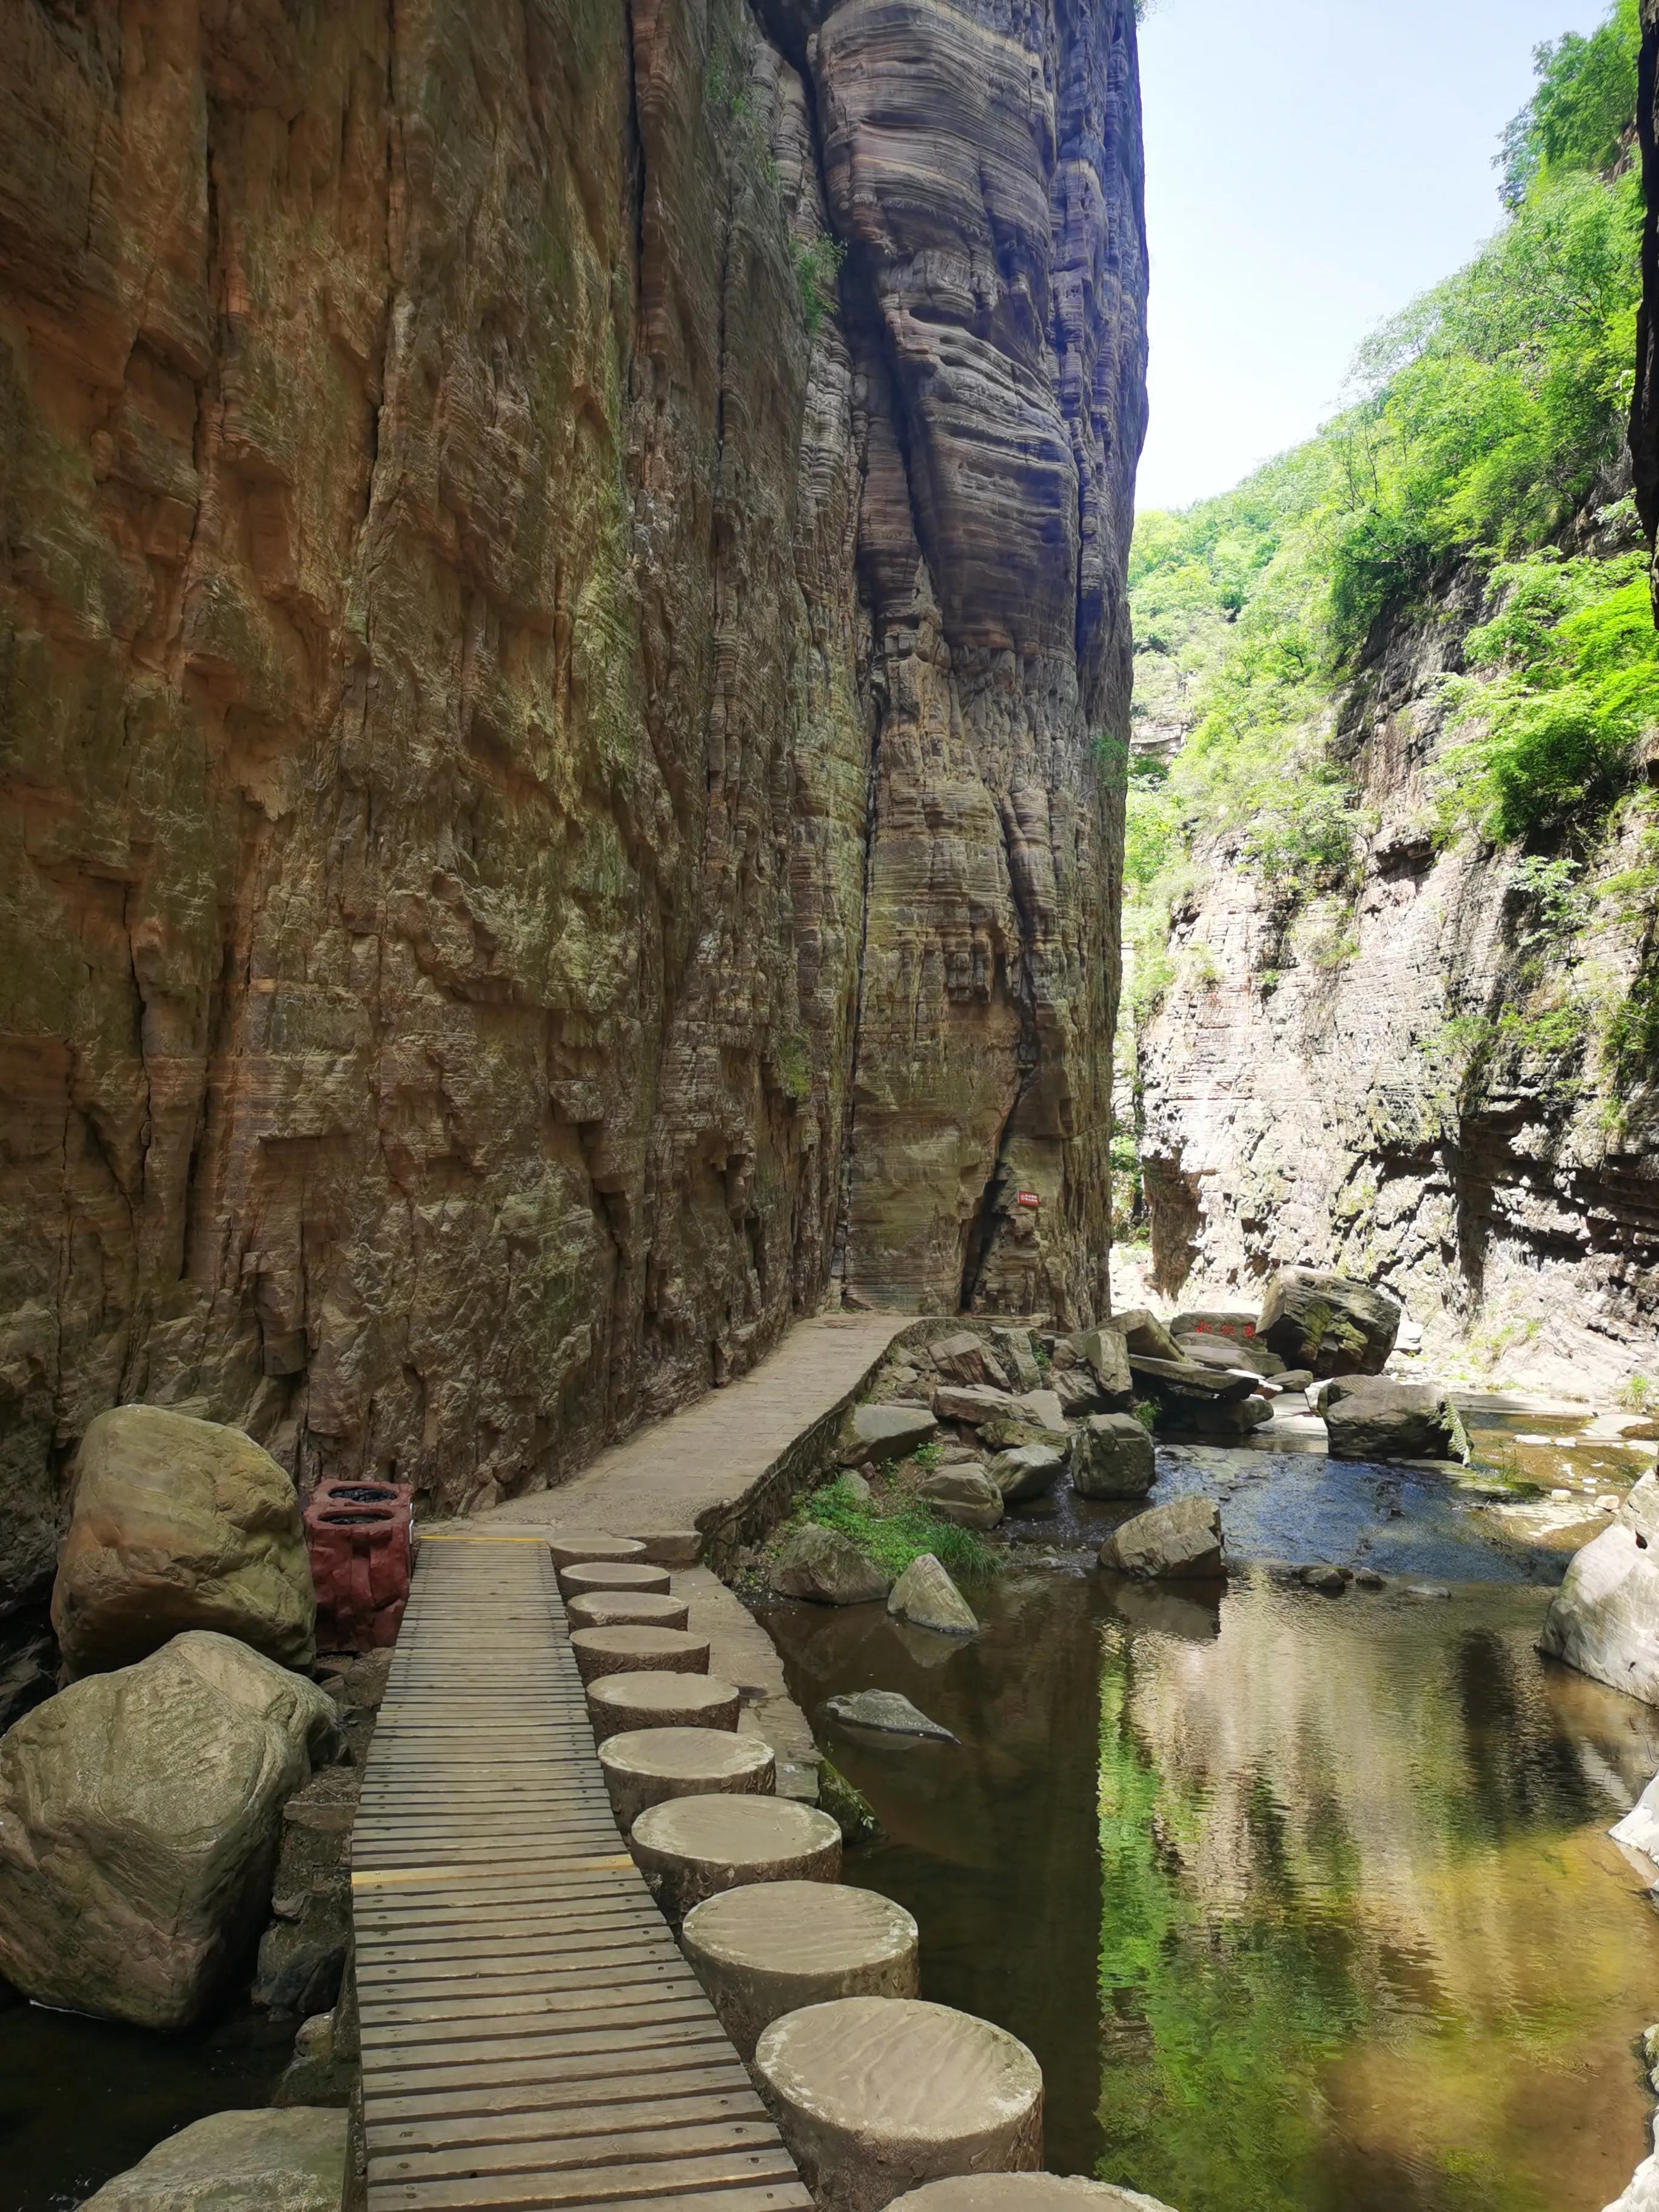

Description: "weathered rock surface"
78 2107 349 2212
918 1468 1004 1530
990 1330 1045 1393
988 1443 1069 1506
771 1526 889 1607
927 1335 1011 1390
934 1385 1022 1429
841 1405 940 1468
1098 1495 1226 1582
0 1631 335 2026
1069 1413 1155 1500
1324 1379 1469 1464
1258 1271 1402 1377
1054 1329 1133 1402
888 2182 1178 2212
887 1555 977 1637
1540 1475 1659 1706
0 0 1147 1609
52 1406 314 1677
1612 1768 1659 1862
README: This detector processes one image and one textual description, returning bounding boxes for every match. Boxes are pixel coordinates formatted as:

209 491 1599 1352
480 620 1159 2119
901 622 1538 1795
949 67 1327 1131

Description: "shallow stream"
762 1450 1659 2212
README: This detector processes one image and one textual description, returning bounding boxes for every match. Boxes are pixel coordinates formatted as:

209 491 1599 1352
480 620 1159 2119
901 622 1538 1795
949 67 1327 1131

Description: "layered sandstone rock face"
0 0 1145 1609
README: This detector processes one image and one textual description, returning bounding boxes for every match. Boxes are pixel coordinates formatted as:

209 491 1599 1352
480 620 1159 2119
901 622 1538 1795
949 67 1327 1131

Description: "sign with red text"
1016 1190 1041 1210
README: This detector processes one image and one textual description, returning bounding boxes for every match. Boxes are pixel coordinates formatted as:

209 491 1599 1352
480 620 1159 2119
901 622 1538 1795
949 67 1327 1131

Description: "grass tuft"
785 1473 1001 1581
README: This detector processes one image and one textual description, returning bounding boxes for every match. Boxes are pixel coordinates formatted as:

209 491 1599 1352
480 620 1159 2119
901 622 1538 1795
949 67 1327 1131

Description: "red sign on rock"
1016 1191 1041 1210
304 1479 414 1652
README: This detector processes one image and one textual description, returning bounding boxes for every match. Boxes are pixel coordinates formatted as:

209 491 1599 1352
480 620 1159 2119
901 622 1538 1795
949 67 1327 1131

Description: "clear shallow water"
0 1994 290 2208
761 1454 1659 2212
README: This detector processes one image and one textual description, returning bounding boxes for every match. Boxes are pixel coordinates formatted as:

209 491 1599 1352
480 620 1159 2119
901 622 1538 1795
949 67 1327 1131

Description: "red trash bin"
304 1479 415 1651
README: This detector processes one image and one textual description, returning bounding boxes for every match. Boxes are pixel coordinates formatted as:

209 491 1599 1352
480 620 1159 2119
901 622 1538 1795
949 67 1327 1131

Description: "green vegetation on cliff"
1126 0 1652 1029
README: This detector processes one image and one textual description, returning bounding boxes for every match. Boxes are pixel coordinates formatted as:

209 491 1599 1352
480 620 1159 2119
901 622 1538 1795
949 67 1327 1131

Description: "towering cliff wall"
0 0 1146 1609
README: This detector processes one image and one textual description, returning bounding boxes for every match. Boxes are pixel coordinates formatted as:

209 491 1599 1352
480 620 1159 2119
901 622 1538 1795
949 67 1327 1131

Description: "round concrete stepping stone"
630 1793 842 1918
547 1533 647 1569
598 1726 776 1831
570 1624 712 1685
587 1670 742 1741
682 1880 919 2057
558 1560 672 1600
888 2180 1175 2212
752 1997 1043 2212
566 1590 692 1633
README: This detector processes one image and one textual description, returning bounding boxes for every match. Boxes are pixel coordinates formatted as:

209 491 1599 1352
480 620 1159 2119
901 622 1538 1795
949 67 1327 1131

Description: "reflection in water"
762 1561 1659 2212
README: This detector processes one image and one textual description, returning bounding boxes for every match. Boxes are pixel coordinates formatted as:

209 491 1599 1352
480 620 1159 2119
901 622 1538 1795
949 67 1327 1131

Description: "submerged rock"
1540 1474 1659 1706
52 1406 315 1677
887 1555 977 1637
78 2106 349 2212
0 1631 336 2028
770 1525 890 1607
918 1467 1004 1530
1098 1495 1227 1583
1069 1413 1155 1500
823 1691 958 1743
840 1404 938 1467
1258 1268 1402 1377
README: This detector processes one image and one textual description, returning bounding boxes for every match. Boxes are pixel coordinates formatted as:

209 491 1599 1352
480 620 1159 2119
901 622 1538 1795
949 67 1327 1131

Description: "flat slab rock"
842 1404 939 1466
753 1997 1043 2212
78 2107 349 2212
824 1690 957 1743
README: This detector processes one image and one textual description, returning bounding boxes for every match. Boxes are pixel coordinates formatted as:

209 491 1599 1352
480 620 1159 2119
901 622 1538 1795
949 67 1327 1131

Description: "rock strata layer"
0 0 1146 1609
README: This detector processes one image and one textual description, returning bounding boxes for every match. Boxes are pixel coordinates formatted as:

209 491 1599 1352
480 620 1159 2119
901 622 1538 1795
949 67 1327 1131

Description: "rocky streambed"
760 1447 1659 2211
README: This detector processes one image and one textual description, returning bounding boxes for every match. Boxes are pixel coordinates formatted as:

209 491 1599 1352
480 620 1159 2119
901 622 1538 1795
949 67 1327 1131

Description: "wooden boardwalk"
351 1536 813 2212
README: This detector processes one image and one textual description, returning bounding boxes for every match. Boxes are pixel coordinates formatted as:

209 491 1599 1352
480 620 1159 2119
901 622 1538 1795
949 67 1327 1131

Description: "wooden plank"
354 1542 804 2212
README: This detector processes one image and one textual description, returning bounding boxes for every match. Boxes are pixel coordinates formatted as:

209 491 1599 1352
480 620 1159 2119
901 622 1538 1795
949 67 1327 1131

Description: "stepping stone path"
600 1726 776 1831
569 1624 712 1683
889 2181 1178 2212
682 1880 920 2057
546 1533 648 1568
752 1996 1044 2212
566 1589 692 1632
558 1560 672 1598
631 1794 843 1919
587 1670 742 1740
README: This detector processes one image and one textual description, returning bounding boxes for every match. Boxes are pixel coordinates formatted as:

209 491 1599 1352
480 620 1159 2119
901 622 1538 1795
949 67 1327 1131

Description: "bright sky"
1134 0 1615 513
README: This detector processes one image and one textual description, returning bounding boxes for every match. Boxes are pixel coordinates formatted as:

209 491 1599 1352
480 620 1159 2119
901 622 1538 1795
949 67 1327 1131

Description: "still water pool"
762 1455 1659 2212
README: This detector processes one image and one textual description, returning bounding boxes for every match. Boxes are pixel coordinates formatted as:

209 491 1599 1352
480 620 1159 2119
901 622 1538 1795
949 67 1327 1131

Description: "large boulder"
918 1467 1004 1530
990 1329 1044 1392
839 1404 939 1467
1540 1475 1659 1706
52 1406 315 1677
887 1555 977 1637
1070 1414 1156 1500
770 1526 890 1606
1128 1355 1257 1432
0 1631 336 2027
1324 1379 1468 1464
1053 1328 1133 1402
933 1384 1021 1427
987 1442 1068 1506
78 2107 349 2212
1257 1269 1401 1377
1098 1495 1227 1583
926 1333 1011 1391
1112 1309 1184 1363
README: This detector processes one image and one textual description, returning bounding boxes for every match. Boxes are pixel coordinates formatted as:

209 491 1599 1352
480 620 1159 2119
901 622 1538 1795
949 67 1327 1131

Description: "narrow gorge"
0 0 1147 1614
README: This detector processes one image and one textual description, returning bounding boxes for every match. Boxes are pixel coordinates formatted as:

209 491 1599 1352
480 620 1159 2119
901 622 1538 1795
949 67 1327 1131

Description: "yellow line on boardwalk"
352 1855 633 1888
417 1532 551 1544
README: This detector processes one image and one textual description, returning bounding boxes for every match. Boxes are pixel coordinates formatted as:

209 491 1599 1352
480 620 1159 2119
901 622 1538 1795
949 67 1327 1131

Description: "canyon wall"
0 0 1146 1608
1130 549 1659 1399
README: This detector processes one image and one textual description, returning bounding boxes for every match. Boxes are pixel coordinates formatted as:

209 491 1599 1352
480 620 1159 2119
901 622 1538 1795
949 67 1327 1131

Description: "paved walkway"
466 1315 911 1554
352 1536 811 2212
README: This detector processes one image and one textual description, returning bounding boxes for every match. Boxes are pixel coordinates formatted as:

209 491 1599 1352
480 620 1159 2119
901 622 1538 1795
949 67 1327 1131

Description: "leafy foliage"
1125 0 1643 1018
784 1474 1001 1581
